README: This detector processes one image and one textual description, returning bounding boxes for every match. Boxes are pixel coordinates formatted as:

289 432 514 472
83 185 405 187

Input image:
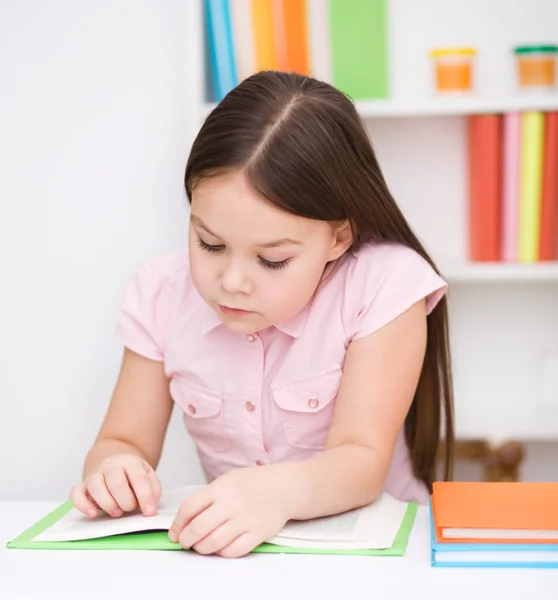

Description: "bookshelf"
443 262 558 283
201 96 558 121
193 0 558 443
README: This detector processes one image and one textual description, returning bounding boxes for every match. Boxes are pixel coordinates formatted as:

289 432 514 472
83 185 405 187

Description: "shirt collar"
197 294 309 339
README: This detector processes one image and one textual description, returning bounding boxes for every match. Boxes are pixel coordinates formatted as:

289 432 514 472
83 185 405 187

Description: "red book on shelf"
540 111 558 261
467 115 502 261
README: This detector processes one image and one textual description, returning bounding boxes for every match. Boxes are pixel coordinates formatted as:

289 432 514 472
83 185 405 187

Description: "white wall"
1 0 557 501
0 0 205 500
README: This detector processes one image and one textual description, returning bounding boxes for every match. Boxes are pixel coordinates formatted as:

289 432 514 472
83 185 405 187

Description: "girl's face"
189 170 352 335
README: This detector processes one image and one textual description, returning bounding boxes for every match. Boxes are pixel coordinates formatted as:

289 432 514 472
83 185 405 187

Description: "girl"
70 71 454 558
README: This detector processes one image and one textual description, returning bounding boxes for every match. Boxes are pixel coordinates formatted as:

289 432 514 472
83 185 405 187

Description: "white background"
1 0 557 501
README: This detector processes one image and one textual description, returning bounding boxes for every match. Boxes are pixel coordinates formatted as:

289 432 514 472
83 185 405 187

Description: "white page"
435 550 558 564
33 485 204 542
443 527 558 540
266 493 408 550
34 487 408 550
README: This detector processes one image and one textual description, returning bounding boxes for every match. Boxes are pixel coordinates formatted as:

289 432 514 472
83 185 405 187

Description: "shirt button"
245 401 256 412
256 460 265 466
187 404 197 415
246 333 257 342
308 397 319 409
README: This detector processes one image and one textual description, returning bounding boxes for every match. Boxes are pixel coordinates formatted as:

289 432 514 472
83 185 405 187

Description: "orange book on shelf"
540 111 558 261
432 482 558 545
271 0 288 71
251 0 277 72
467 115 502 261
282 0 309 75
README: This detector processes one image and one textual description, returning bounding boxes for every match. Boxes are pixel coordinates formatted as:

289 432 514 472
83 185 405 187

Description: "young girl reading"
70 71 454 558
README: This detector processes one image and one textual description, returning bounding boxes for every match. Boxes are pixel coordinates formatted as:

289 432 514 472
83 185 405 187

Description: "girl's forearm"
82 438 149 479
280 444 388 521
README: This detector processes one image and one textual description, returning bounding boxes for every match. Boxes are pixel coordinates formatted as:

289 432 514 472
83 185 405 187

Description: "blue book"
205 0 238 101
429 500 558 568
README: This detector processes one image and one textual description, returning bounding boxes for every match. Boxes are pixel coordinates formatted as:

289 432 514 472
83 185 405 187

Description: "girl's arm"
286 298 427 520
82 347 173 478
168 299 428 557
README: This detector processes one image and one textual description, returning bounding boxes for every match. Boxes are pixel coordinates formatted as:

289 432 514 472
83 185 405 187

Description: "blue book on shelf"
205 0 238 102
429 500 558 569
202 2 216 103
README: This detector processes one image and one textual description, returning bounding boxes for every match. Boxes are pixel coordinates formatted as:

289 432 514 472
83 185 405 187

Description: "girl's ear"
329 219 354 261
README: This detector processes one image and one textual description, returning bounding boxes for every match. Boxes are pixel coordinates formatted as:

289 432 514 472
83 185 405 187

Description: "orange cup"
514 45 557 89
430 48 476 94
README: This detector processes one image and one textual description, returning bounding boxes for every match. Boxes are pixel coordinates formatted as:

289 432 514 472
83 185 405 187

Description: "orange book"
432 482 558 544
282 0 309 75
467 115 502 261
271 0 288 71
251 0 277 72
540 111 558 261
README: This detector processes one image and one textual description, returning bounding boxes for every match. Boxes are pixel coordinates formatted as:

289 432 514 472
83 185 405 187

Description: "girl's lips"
218 305 253 318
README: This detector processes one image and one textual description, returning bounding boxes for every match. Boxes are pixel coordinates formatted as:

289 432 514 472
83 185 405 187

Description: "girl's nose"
219 263 253 296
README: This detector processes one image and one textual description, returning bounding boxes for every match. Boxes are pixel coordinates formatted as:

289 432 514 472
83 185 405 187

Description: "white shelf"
355 95 558 118
201 95 558 120
443 262 558 282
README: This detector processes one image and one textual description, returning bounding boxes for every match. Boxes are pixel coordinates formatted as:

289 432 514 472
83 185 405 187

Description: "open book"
15 485 415 553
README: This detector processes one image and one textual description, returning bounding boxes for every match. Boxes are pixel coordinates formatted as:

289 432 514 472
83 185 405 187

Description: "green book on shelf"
7 486 417 557
329 0 389 100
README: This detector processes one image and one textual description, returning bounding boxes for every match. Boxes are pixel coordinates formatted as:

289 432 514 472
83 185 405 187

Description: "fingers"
104 468 138 513
217 532 258 559
168 488 213 542
71 458 162 519
190 520 246 556
147 466 162 503
175 504 229 550
86 473 123 517
70 482 98 517
126 464 158 516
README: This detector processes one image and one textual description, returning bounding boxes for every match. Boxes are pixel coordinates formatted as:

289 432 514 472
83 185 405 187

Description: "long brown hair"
185 71 454 490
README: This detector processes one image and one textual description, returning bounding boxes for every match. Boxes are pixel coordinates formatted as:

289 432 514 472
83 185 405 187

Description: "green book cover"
329 0 389 100
7 500 417 556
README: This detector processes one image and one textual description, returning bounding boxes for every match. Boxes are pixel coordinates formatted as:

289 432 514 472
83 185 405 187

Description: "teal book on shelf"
205 0 238 101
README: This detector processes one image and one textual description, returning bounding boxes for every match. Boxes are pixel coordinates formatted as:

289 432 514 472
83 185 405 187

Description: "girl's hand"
168 465 296 558
70 454 162 519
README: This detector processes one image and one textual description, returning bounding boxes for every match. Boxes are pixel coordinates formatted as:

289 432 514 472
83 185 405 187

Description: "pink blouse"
115 242 447 504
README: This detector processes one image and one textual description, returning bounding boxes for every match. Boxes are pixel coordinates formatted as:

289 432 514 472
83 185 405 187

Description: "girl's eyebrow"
190 214 218 237
190 214 303 248
258 238 303 248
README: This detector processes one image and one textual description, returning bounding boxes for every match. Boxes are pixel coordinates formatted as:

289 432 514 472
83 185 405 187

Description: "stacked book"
467 111 558 263
430 481 558 568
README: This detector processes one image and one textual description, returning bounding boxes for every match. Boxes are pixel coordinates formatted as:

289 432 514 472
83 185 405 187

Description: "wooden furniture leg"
438 439 526 482
484 441 525 482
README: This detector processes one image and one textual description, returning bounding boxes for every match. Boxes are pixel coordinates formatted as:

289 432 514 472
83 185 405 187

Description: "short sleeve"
115 254 184 361
346 243 447 341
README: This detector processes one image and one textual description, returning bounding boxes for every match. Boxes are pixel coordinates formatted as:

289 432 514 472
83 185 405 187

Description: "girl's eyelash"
258 257 291 271
198 236 291 271
197 238 225 253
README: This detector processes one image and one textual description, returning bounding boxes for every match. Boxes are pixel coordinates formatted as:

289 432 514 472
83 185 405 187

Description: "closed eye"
198 236 291 271
197 237 225 253
258 257 291 271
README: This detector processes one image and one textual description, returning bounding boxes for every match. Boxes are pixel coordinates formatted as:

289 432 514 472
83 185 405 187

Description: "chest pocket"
271 366 343 451
169 377 231 453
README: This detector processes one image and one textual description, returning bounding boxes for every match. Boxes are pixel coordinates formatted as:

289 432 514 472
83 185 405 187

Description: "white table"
1 502 556 599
